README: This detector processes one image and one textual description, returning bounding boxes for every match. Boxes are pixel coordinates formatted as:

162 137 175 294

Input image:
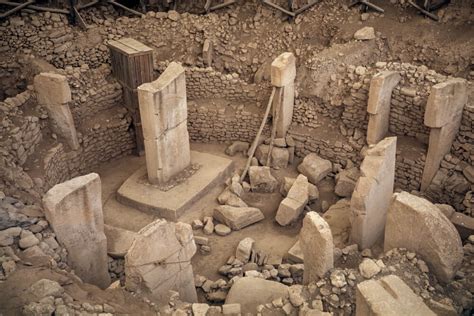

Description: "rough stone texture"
421 78 467 191
351 137 396 249
236 237 255 262
366 71 401 145
356 275 435 316
297 153 332 185
138 62 191 185
248 166 278 193
287 240 304 263
226 277 289 315
300 212 333 284
255 144 289 169
214 206 264 230
323 199 351 248
42 173 110 289
384 192 463 283
34 72 79 150
276 174 309 226
125 219 197 303
104 224 138 258
354 27 375 40
334 167 360 197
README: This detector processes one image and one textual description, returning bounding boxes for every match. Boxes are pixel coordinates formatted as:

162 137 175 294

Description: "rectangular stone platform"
117 151 234 221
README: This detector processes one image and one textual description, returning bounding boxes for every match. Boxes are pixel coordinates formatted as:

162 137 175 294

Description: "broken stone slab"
351 137 396 250
104 224 138 258
297 154 332 185
225 141 250 156
287 240 304 263
354 26 375 40
213 205 264 230
276 175 309 226
334 167 360 197
323 199 351 248
236 237 255 262
248 166 278 193
300 212 333 284
384 192 463 283
280 177 319 201
125 219 197 303
42 173 110 289
226 277 289 315
356 275 435 315
217 189 247 207
255 144 289 169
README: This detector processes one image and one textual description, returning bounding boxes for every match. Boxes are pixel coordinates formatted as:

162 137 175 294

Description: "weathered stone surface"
214 205 264 230
225 141 249 156
359 258 381 279
138 62 191 185
226 277 289 314
104 224 138 258
255 144 289 169
236 237 255 262
217 189 247 207
42 173 110 289
0 227 22 247
384 192 463 283
249 166 278 193
297 154 332 185
335 167 360 197
125 220 197 303
366 71 401 145
29 279 64 299
276 175 309 226
300 212 333 283
354 27 375 40
356 275 435 316
323 199 351 248
215 224 231 236
351 137 396 249
271 52 296 88
287 240 304 263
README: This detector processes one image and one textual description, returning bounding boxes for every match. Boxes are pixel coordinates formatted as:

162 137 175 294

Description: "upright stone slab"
138 62 191 185
356 275 435 316
271 52 296 138
34 72 79 150
421 78 467 191
366 71 401 145
350 137 396 249
384 192 463 283
125 219 197 303
300 212 333 284
42 173 110 289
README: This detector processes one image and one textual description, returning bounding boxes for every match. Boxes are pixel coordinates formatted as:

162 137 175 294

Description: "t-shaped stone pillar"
421 78 467 191
34 72 79 150
271 52 296 138
137 62 191 185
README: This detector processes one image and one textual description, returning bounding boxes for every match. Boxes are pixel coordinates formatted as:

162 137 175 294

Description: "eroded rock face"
297 154 332 185
125 219 197 303
276 174 309 226
384 192 463 283
323 199 351 248
249 166 278 193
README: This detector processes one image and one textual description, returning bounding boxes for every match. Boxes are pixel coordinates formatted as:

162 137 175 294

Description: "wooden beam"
262 0 296 17
408 0 439 21
0 0 35 18
209 0 236 12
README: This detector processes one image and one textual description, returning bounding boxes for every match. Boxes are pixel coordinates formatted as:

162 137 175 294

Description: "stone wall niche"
271 52 296 138
42 173 110 289
138 62 191 185
421 78 467 191
366 71 401 145
34 72 79 150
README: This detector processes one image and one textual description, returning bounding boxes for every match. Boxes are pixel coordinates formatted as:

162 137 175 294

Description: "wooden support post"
408 0 439 21
262 0 296 17
209 0 236 12
0 0 35 18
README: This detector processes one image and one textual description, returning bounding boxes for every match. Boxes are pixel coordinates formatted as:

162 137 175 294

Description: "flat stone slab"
117 151 234 221
104 224 138 258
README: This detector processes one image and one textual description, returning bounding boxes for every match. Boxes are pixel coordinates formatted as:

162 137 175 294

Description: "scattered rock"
297 154 332 185
354 27 375 40
249 166 278 193
214 206 264 230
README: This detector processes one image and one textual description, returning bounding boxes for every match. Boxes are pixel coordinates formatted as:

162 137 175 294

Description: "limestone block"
235 237 254 262
354 27 375 40
249 166 278 193
276 175 309 226
297 153 332 185
384 192 463 283
104 224 138 258
34 72 71 104
214 205 264 230
335 167 360 197
424 78 467 128
300 212 333 283
287 240 304 263
356 275 435 316
271 52 296 87
125 220 197 303
323 199 351 248
351 137 396 249
203 39 213 66
274 84 295 138
255 144 289 169
42 173 110 289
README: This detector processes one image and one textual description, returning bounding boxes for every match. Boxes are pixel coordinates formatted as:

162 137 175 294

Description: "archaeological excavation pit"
0 1 473 315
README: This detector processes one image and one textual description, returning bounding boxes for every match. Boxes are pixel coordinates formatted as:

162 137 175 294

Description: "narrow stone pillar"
125 219 198 303
108 38 154 156
34 72 79 150
42 173 110 289
300 212 333 284
421 78 467 191
366 71 401 145
138 62 191 185
350 136 396 249
271 52 296 138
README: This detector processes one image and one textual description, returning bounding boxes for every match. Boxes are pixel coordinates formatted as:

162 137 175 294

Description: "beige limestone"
138 62 191 185
213 205 264 230
271 52 296 87
356 275 435 316
351 137 396 249
42 173 110 289
366 71 401 145
384 192 463 283
125 219 197 303
276 174 309 226
300 212 333 283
